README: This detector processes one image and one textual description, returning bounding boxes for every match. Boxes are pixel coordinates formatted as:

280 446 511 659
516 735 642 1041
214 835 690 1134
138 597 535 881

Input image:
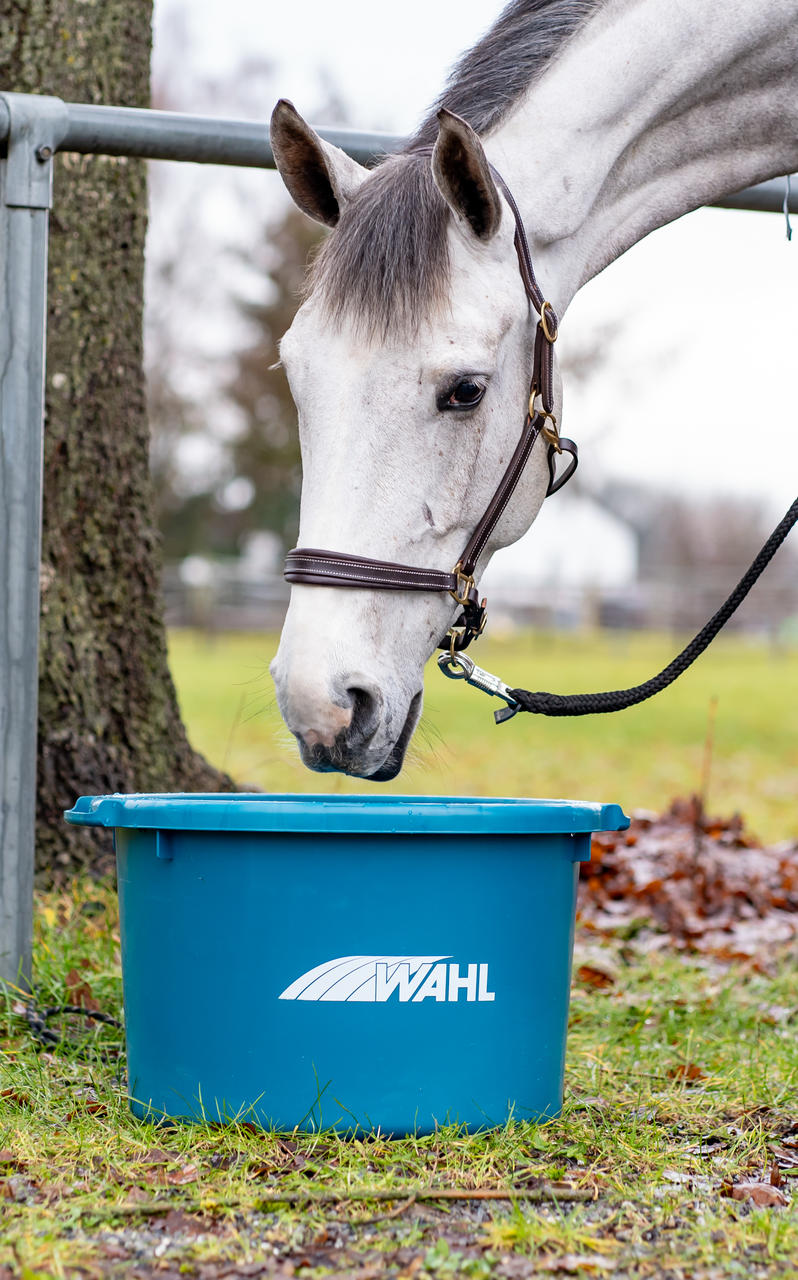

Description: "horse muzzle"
271 653 423 780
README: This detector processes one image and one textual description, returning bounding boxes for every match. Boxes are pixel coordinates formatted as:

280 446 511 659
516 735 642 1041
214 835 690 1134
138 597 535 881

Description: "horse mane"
308 0 603 339
416 0 602 144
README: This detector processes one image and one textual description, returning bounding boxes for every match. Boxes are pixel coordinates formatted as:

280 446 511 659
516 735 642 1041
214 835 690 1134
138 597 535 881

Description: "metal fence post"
0 93 67 988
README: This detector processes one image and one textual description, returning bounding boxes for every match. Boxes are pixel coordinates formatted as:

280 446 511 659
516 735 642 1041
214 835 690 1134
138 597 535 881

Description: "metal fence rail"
0 96 795 208
0 88 796 987
0 98 406 169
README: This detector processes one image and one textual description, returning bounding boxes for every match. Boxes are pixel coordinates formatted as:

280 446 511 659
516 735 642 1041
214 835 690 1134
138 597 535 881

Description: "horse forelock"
307 155 451 342
306 0 604 340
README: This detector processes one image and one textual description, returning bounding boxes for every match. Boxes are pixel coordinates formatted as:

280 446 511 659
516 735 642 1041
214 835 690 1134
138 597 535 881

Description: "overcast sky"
151 0 798 520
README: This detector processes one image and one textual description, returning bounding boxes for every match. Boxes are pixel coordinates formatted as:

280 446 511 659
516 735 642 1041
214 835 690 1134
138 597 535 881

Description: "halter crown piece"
284 164 578 655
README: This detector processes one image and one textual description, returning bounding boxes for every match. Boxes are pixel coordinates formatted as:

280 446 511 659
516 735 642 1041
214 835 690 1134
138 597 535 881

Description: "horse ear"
431 109 502 241
270 99 367 227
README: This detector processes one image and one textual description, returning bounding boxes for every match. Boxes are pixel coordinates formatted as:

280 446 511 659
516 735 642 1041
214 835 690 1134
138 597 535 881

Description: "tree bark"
1 0 233 875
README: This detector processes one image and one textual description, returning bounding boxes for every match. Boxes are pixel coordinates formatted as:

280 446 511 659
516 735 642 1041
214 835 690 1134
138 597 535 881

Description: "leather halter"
284 164 578 653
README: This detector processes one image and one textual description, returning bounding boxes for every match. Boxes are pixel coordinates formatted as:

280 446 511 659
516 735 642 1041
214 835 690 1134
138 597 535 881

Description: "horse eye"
438 378 486 411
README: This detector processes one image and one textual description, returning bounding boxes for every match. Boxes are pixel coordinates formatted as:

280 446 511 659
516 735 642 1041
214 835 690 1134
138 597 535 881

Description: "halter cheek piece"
284 165 578 655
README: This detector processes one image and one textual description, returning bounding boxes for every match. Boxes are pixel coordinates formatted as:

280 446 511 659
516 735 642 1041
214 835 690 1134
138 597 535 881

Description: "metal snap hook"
437 652 521 722
438 652 474 680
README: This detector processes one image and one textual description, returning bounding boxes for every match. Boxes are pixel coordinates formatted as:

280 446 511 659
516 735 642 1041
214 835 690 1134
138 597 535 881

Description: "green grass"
168 628 798 842
3 882 798 1277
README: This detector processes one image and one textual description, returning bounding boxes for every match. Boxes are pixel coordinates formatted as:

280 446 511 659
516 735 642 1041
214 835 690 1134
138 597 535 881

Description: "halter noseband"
284 164 578 654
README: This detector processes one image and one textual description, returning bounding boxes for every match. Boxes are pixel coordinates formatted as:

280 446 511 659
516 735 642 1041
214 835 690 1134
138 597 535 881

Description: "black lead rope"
24 1002 123 1061
503 495 798 719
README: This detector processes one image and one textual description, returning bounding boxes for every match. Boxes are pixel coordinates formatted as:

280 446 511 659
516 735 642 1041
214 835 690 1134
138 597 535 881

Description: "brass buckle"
449 562 475 607
539 411 562 454
540 301 558 343
448 628 464 661
446 592 487 658
447 613 485 659
528 384 538 418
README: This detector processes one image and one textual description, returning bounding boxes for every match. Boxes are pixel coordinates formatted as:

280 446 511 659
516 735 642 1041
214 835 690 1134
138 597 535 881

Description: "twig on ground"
85 1184 593 1220
353 1193 418 1225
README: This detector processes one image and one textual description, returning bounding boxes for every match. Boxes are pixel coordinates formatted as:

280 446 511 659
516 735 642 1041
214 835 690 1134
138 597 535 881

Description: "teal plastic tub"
65 793 628 1135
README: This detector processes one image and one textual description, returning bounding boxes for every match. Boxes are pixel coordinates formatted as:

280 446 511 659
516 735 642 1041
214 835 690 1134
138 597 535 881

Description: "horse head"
269 100 559 779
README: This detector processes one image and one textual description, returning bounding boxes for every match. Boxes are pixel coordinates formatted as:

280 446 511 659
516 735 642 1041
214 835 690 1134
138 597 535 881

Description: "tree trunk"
1 0 234 875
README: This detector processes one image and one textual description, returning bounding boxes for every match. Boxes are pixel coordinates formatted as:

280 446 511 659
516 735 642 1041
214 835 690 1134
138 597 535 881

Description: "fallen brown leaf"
236 1121 261 1136
573 946 619 989
64 967 100 1012
397 1259 424 1279
157 1208 208 1236
0 1089 31 1108
165 1162 200 1186
577 965 615 989
668 1063 706 1083
65 1101 108 1120
119 1184 152 1203
722 1179 789 1207
133 1147 177 1165
1 1174 38 1202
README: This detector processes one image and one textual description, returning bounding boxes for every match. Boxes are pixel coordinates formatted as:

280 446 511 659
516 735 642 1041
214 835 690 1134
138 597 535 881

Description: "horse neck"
484 0 798 310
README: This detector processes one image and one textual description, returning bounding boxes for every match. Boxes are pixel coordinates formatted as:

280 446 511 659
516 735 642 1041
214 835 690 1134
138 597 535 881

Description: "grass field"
168 628 798 842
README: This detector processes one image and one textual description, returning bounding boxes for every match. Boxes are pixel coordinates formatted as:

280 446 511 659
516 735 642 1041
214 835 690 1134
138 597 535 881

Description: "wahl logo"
279 955 495 1004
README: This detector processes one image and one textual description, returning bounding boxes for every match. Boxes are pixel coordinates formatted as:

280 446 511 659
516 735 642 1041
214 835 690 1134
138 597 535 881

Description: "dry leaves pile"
578 797 798 964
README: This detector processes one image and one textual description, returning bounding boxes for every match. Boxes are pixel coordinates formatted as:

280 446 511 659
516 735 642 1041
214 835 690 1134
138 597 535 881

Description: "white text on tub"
278 956 496 1003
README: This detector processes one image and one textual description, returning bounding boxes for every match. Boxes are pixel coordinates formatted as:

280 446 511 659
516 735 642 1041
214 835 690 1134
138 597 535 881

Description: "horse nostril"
346 684 382 742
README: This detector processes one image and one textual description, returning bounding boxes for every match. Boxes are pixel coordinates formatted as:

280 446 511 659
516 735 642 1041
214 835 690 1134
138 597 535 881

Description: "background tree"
0 0 232 872
144 46 332 562
224 208 323 550
148 201 322 561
